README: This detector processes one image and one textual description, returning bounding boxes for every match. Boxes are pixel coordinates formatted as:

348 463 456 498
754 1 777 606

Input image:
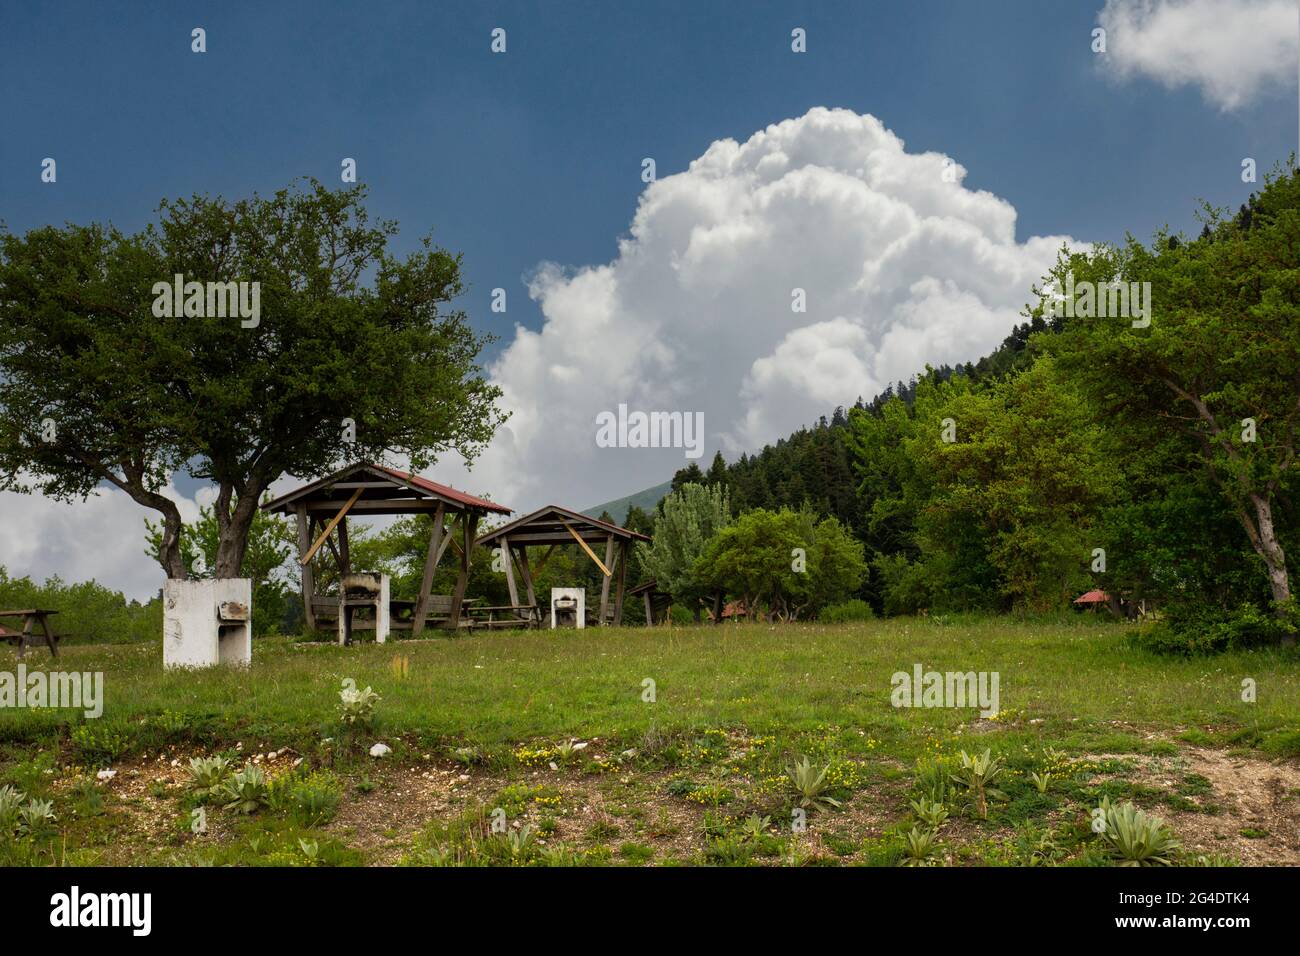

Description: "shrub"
283 770 343 826
1133 601 1296 655
819 599 875 624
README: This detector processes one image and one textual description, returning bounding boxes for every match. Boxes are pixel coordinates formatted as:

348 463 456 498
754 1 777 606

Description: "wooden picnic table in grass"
0 609 60 659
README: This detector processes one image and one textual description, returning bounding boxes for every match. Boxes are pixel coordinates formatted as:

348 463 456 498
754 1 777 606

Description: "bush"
1133 602 1296 655
819 599 875 624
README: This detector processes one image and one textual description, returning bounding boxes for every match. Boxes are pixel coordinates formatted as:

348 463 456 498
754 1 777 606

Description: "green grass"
1 616 1296 866
3 616 1295 754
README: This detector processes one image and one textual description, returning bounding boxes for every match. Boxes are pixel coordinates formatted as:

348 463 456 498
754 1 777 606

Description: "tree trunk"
127 486 187 579
213 481 267 579
1249 494 1294 644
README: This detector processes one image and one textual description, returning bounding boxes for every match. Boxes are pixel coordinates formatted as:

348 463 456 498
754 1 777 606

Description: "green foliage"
0 178 505 580
279 770 343 827
187 755 233 801
1134 602 1297 655
909 795 949 828
338 680 381 726
0 567 159 644
949 749 1007 820
899 826 946 866
223 765 270 815
692 507 866 620
785 754 841 813
0 785 25 835
818 598 875 624
1094 798 1181 866
638 482 731 615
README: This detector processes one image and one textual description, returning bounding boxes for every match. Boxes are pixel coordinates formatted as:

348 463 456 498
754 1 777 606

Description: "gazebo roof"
262 461 511 517
476 505 651 547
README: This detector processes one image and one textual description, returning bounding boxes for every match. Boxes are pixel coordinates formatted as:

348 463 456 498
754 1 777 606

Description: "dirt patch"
1147 747 1300 865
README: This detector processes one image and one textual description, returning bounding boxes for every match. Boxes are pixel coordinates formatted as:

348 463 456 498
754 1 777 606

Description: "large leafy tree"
638 482 731 619
0 179 504 580
1046 167 1300 628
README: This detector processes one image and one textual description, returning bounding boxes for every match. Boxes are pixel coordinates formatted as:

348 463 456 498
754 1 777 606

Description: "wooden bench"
0 609 60 659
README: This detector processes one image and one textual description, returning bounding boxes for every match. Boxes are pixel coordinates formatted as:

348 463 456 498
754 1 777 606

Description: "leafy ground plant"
950 749 1006 820
786 755 841 813
1095 798 1181 866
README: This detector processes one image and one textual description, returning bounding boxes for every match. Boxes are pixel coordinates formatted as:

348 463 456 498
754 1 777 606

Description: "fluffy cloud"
443 107 1077 512
1097 0 1298 110
0 481 204 601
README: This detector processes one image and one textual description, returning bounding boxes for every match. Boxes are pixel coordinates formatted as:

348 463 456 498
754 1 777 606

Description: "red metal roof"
1074 589 1109 604
261 461 511 515
371 464 511 514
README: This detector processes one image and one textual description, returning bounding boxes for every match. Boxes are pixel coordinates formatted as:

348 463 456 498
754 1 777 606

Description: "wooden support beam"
531 544 557 579
643 592 654 626
446 513 479 629
411 502 447 635
561 518 610 576
516 545 537 623
337 518 351 577
295 504 316 631
300 488 363 566
500 536 521 609
614 540 628 625
599 534 615 624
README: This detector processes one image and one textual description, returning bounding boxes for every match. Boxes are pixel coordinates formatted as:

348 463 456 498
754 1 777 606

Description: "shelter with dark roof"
262 461 511 633
475 506 651 627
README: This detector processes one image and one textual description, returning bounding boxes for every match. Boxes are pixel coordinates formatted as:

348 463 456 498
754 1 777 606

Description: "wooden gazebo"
474 506 651 627
262 462 511 633
627 580 672 626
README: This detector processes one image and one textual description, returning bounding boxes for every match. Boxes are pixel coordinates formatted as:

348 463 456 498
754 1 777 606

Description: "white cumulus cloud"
441 107 1078 513
1097 0 1298 110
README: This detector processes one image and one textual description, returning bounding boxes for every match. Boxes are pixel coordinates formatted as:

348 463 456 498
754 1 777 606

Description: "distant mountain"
583 479 673 524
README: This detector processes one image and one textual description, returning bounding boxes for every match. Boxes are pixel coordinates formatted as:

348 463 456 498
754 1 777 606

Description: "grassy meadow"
2 616 1298 867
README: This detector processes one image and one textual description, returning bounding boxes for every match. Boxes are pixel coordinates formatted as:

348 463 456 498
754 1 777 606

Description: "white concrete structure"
163 578 252 668
338 573 390 645
550 587 585 629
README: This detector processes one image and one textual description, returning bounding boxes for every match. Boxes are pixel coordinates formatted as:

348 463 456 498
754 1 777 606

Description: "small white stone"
369 743 392 758
96 769 117 781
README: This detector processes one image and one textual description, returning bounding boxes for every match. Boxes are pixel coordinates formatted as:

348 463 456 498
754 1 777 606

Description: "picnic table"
0 609 60 659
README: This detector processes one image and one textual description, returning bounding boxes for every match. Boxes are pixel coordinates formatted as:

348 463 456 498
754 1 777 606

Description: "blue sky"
1 0 1297 597
3 0 1291 347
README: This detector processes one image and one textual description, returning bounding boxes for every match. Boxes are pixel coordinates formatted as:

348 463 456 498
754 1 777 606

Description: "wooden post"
447 513 478 629
516 546 538 625
599 534 615 624
501 535 521 609
337 518 351 577
295 504 316 631
643 592 654 626
411 502 447 635
613 540 628 625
